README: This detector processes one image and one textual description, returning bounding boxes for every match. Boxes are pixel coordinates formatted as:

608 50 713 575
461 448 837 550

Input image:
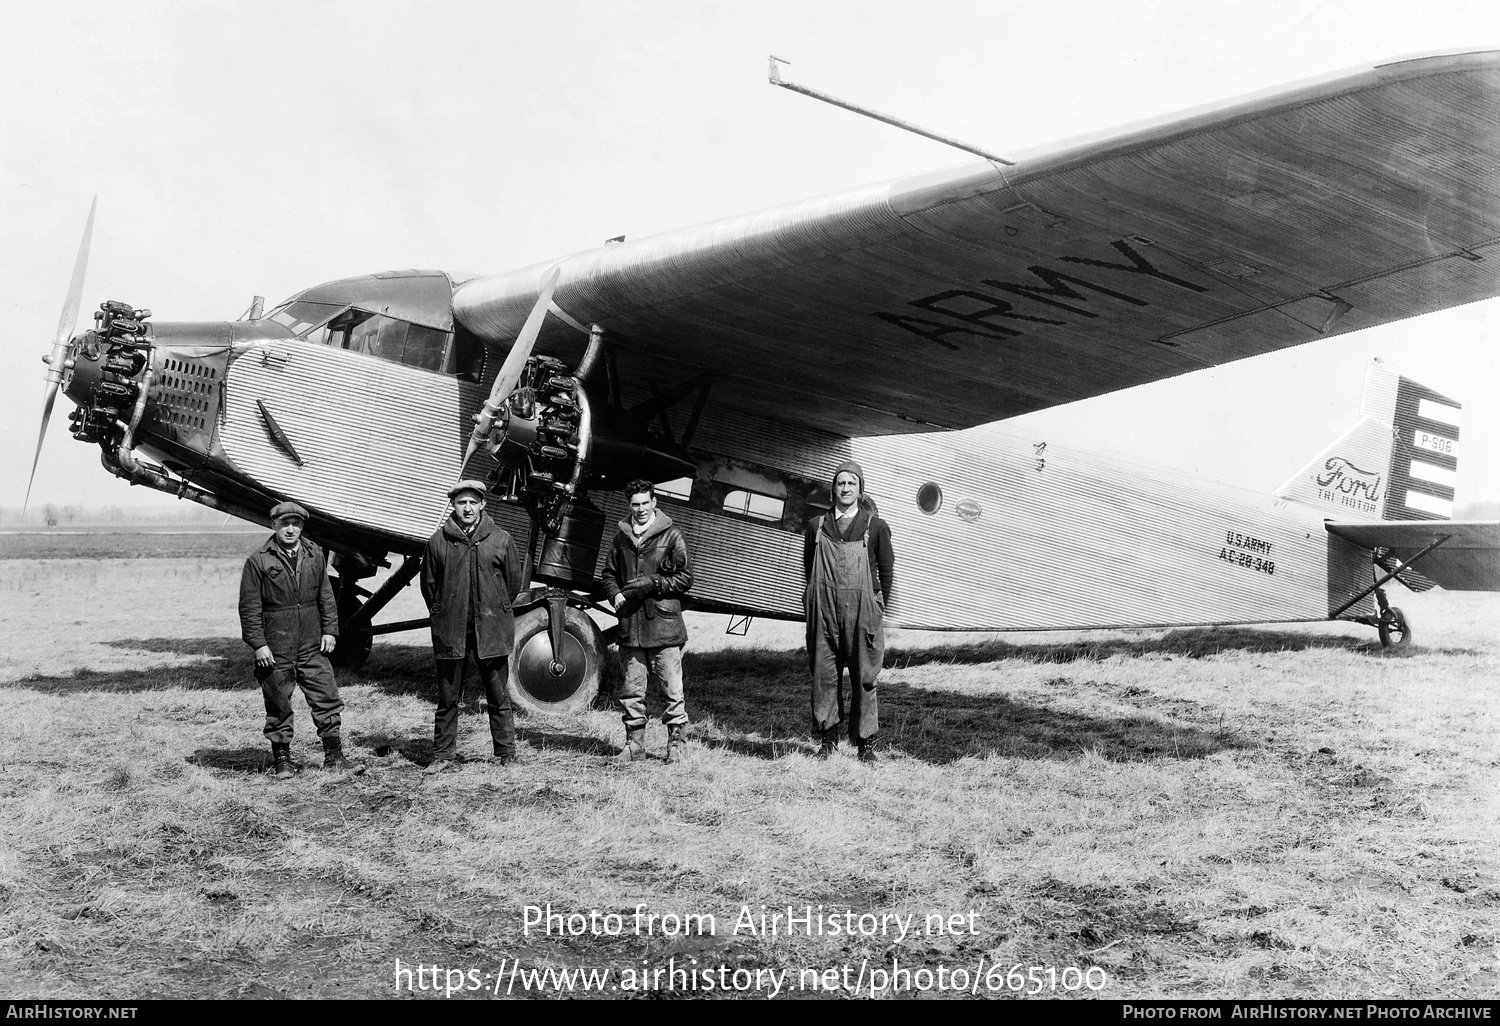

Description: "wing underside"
1325 520 1500 592
454 50 1500 438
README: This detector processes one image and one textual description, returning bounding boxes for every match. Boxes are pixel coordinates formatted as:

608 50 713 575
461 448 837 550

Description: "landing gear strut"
469 310 695 712
330 575 374 669
477 332 610 714
330 552 423 670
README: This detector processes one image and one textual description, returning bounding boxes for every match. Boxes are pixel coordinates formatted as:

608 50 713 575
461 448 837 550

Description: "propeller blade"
52 197 98 370
24 388 62 513
26 198 98 513
462 265 563 469
487 264 563 406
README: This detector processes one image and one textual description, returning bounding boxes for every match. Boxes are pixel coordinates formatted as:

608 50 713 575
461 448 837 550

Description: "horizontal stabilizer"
1325 521 1500 592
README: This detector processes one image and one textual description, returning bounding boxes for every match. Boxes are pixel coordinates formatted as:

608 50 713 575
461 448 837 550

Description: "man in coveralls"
238 500 362 779
419 480 522 773
802 461 894 764
602 479 695 764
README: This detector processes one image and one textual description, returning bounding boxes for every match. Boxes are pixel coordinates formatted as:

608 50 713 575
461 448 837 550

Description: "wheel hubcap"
516 630 588 703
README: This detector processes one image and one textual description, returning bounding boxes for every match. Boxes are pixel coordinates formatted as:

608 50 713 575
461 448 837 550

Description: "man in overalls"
802 461 894 764
238 500 362 779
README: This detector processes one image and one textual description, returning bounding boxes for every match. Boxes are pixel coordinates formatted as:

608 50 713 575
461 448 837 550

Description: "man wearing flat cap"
419 480 522 773
802 460 894 764
239 500 361 779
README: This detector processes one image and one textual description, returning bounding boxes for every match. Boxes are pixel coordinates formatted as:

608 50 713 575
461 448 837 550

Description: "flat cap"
447 479 488 500
269 500 309 521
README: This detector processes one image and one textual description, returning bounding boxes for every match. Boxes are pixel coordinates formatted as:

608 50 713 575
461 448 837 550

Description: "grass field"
0 533 1496 1000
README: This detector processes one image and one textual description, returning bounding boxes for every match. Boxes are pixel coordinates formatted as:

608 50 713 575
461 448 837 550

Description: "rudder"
1275 359 1462 522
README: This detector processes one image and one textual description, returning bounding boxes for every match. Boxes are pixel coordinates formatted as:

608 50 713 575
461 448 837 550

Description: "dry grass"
0 546 1496 1000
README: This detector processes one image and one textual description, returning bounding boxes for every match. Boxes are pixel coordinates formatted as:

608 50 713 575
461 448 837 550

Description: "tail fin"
1275 359 1461 521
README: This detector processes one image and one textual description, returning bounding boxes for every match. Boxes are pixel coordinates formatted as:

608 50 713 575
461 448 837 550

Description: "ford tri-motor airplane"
31 50 1500 712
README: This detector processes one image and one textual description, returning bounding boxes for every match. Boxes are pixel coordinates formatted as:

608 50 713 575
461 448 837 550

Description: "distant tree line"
1456 501 1500 522
4 500 1497 526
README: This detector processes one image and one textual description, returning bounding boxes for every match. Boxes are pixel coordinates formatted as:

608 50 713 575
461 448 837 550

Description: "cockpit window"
326 309 448 373
266 300 343 336
270 285 477 380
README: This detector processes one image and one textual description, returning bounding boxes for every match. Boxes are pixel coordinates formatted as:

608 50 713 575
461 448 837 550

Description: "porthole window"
917 481 943 515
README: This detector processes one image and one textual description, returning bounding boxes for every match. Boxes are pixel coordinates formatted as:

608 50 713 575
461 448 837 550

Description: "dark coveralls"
420 514 521 759
804 509 893 746
238 537 343 743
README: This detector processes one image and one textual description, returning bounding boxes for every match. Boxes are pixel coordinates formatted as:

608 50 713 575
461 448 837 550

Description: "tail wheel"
510 604 603 715
1378 606 1411 649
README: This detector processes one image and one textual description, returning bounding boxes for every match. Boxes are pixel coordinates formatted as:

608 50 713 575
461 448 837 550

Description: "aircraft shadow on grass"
9 625 1463 768
187 746 270 773
883 624 1386 668
683 646 1240 766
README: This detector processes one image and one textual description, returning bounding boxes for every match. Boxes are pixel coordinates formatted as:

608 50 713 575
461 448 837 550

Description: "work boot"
423 756 459 775
613 727 646 763
490 749 522 767
270 742 299 780
322 736 366 775
816 727 839 760
664 725 686 765
857 740 879 765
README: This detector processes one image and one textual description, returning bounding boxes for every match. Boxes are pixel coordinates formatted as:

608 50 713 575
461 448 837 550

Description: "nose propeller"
26 197 97 512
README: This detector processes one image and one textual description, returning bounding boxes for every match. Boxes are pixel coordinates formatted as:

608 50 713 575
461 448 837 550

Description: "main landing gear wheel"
509 605 604 715
1377 606 1411 650
331 629 373 670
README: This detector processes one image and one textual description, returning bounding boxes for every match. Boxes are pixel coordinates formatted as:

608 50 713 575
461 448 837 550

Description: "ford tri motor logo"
1314 456 1383 509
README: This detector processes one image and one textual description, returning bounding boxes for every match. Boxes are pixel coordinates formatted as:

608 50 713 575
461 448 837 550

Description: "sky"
3 0 1497 514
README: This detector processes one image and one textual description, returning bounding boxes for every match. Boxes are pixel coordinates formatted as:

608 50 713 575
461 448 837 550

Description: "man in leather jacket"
601 480 694 763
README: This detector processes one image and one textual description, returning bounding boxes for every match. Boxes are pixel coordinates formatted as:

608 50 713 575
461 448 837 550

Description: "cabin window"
722 488 785 522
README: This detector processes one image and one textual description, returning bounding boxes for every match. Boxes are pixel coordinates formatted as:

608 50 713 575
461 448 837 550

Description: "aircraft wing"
454 50 1500 438
1325 521 1500 592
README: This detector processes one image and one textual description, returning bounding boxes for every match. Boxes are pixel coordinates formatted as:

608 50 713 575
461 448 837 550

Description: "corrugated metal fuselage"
159 333 1374 632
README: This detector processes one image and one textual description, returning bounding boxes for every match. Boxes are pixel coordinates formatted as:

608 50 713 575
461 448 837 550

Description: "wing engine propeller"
462 265 562 470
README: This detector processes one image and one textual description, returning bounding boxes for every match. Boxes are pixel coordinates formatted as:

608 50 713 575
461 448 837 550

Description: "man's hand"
254 645 275 668
623 576 655 599
320 634 337 654
610 594 624 612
